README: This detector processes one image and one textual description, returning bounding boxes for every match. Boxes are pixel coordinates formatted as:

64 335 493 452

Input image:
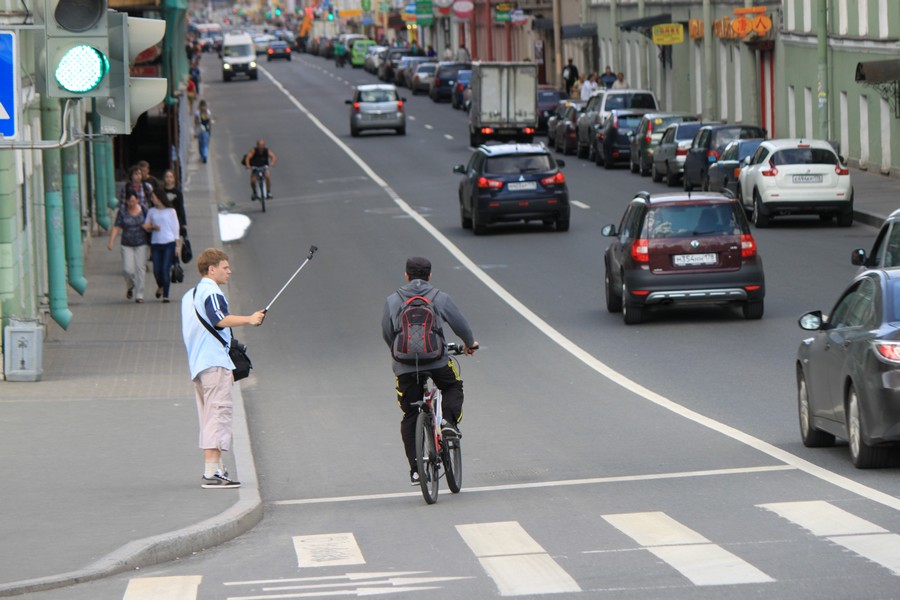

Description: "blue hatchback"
451 69 472 110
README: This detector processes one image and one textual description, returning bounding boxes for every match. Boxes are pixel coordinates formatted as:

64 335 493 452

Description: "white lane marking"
259 65 900 514
292 532 365 567
457 522 581 595
603 512 774 586
444 134 453 140
228 586 438 599
571 200 591 209
225 573 426 586
271 465 795 505
424 124 433 130
758 501 888 536
123 576 202 599
408 115 416 121
759 501 900 576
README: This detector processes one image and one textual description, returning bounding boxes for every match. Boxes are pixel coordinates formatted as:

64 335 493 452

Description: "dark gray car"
683 124 766 191
651 122 704 187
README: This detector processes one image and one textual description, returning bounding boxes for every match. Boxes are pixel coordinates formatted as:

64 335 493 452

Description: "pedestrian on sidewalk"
120 165 152 211
599 65 617 89
164 169 187 239
143 178 182 302
107 192 149 303
195 100 212 164
181 248 266 489
612 71 630 89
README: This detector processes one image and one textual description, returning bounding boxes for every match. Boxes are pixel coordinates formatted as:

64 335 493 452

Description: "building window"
804 87 813 138
789 86 797 138
787 0 796 30
860 95 870 169
881 97 891 172
859 0 869 36
803 0 812 32
733 45 742 123
694 42 702 114
880 0 889 38
719 40 728 121
838 0 848 35
840 91 849 159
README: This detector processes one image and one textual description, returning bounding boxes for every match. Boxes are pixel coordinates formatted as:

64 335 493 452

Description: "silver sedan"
346 84 406 137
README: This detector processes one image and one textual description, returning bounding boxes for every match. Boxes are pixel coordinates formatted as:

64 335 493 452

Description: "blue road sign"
0 31 18 139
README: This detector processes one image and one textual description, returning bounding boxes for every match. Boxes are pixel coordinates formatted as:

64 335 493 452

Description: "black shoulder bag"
193 290 253 381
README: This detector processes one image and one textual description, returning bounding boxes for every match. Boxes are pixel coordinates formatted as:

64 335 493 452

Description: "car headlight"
250 62 257 68
224 63 232 69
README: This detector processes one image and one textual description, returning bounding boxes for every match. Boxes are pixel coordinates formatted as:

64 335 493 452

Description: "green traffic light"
55 45 109 93
327 12 334 20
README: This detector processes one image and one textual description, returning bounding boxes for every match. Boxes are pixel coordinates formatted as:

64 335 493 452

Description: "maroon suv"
602 191 765 324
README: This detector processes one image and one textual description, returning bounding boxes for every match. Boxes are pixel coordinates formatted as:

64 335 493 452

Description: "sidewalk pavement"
0 144 898 595
0 141 261 596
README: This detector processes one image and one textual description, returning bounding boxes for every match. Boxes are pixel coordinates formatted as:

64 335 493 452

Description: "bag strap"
193 288 228 348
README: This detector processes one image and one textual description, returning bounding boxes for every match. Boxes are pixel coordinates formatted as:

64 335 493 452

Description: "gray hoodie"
382 278 475 375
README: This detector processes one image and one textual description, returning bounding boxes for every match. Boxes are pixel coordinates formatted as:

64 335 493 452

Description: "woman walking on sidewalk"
144 179 182 303
107 192 150 302
195 99 212 164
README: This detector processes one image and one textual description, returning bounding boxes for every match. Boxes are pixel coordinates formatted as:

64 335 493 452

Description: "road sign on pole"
0 31 18 139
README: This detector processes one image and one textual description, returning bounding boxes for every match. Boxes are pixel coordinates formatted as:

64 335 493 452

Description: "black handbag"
193 290 253 381
181 237 193 263
171 258 184 284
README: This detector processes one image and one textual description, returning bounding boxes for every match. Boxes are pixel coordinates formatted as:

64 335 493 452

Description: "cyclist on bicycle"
382 256 478 486
243 139 277 200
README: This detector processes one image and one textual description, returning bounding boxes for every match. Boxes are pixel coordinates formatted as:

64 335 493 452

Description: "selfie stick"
264 245 318 313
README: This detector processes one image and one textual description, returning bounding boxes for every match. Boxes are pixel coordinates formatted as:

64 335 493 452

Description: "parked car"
683 124 766 191
350 39 375 68
851 209 900 271
397 56 430 87
430 62 471 102
554 102 584 155
537 86 568 132
796 268 900 467
365 46 387 73
410 62 437 95
378 48 410 81
266 40 291 61
738 138 853 227
451 69 472 109
546 99 576 149
575 89 659 158
630 113 700 176
593 109 653 168
601 191 765 324
706 138 763 195
252 33 277 54
346 84 406 137
651 122 704 187
453 143 570 234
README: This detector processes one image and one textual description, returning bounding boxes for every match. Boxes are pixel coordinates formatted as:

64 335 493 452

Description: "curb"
853 207 885 229
0 144 263 598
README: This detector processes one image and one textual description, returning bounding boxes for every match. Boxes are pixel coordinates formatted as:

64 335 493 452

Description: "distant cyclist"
243 139 277 200
382 257 478 486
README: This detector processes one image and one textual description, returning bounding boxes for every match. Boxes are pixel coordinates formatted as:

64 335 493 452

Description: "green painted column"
40 96 72 330
0 150 18 330
61 144 87 295
91 105 112 228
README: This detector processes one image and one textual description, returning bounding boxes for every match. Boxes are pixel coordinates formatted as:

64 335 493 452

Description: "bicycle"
251 165 269 212
413 342 473 505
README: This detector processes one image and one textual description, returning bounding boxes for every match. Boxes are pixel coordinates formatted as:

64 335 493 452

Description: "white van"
221 33 257 81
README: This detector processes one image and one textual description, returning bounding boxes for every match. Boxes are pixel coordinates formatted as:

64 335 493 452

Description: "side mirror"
400 97 407 103
556 159 566 168
851 248 867 266
453 165 466 174
601 224 617 237
799 310 824 331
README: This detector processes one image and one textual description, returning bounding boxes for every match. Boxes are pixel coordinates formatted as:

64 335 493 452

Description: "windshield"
645 203 740 239
485 154 554 174
224 45 253 57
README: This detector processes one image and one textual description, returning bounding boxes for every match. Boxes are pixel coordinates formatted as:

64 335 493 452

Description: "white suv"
738 139 853 227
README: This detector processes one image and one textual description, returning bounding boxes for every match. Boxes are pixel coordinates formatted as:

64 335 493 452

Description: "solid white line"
444 134 453 140
123 576 202 600
571 200 591 209
224 572 427 586
270 465 796 505
260 65 900 514
424 124 433 130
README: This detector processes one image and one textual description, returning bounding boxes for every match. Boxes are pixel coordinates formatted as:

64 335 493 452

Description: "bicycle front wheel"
259 179 267 213
415 411 439 504
442 437 462 493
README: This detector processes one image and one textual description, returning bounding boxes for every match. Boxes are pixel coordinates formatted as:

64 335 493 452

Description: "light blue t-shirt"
181 277 234 380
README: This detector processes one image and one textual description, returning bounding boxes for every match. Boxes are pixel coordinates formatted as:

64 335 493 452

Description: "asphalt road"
27 53 900 600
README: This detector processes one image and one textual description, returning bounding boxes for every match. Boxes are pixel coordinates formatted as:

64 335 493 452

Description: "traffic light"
37 0 110 97
327 8 335 20
95 12 166 135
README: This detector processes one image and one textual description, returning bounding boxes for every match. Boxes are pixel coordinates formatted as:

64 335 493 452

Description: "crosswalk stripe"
456 521 581 595
123 576 202 599
292 532 366 568
603 512 774 586
759 501 900 575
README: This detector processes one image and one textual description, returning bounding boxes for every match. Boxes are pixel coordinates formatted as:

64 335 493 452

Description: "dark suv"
453 143 570 234
601 192 765 324
431 62 471 102
683 124 766 191
593 109 652 169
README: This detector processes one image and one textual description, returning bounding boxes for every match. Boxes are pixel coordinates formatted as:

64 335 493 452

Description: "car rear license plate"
507 181 537 191
673 253 717 267
792 174 823 183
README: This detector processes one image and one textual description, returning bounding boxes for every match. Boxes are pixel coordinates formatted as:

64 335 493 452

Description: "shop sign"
651 23 683 45
689 18 703 40
510 9 527 25
416 0 433 25
494 7 510 22
452 0 473 20
713 17 740 39
433 0 453 15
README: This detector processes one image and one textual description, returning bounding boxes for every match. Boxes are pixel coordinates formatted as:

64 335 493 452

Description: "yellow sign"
689 18 704 40
752 14 772 35
652 23 684 45
734 6 766 15
732 16 751 37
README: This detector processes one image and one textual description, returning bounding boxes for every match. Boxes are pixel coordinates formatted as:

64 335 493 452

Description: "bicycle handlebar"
447 342 479 356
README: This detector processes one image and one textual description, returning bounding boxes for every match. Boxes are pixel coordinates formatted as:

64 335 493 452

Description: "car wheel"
588 142 596 163
837 208 854 227
683 172 694 191
622 283 644 325
397 126 406 136
594 143 603 166
630 158 639 174
798 370 835 448
752 190 771 228
547 134 555 149
847 384 890 468
604 150 614 170
472 209 487 236
742 300 764 320
666 164 678 187
459 201 472 229
350 126 359 137
651 162 663 183
640 159 650 177
576 140 588 159
605 268 622 313
556 218 570 232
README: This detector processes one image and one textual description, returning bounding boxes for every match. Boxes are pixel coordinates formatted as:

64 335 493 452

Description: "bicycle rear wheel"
442 437 462 493
258 178 267 213
415 411 439 504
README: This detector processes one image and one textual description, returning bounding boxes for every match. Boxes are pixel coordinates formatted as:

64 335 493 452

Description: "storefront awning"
616 13 673 33
532 20 597 39
855 59 900 83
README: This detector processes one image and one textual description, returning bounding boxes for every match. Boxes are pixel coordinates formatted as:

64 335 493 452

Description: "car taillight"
541 172 566 186
630 238 649 263
645 121 653 143
434 77 441 86
457 83 463 91
875 342 900 362
733 167 742 178
480 127 494 135
397 100 404 112
612 115 618 128
761 160 778 177
267 48 273 54
676 147 688 156
836 164 849 176
524 127 535 134
286 48 291 53
740 234 757 258
477 177 504 189
352 102 360 113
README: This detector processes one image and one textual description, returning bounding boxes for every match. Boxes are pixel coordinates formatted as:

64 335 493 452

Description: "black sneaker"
409 470 420 486
441 420 460 439
201 473 241 489
266 192 273 199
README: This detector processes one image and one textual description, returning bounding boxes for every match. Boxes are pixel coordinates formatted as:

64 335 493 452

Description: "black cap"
406 256 432 279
